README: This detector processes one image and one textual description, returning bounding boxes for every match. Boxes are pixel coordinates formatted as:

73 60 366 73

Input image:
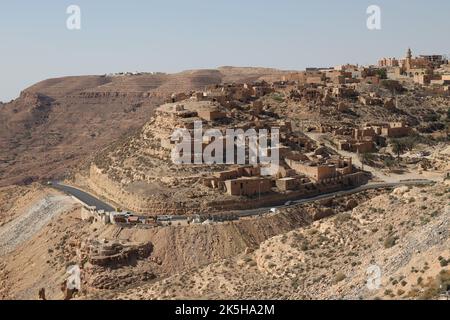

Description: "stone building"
336 139 375 153
378 57 400 67
285 156 352 182
276 177 298 191
224 177 272 196
380 122 412 138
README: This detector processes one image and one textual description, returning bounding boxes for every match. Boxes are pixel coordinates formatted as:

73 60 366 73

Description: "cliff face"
0 88 163 186
84 164 191 214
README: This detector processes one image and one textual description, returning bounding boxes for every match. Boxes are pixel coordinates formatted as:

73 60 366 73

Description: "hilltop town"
68 49 450 222
0 50 449 300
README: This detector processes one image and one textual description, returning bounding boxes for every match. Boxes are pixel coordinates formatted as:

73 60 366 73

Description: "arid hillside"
0 67 287 186
1 182 447 300
114 182 450 300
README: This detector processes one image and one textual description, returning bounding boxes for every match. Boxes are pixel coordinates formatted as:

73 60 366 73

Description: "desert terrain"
0 182 448 300
0 67 286 187
1 61 449 300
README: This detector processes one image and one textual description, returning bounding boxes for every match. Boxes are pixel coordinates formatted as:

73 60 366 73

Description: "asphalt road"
51 179 434 219
231 180 434 217
51 182 115 212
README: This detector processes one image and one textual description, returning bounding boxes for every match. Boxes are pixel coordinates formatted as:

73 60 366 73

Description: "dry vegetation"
0 181 448 300
111 182 449 300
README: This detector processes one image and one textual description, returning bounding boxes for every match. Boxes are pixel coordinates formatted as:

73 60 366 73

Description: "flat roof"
157 100 224 113
226 177 268 182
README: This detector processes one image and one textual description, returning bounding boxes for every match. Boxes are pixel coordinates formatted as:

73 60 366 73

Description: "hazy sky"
1 0 449 101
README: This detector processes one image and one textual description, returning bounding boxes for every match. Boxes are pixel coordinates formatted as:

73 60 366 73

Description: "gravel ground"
0 195 77 255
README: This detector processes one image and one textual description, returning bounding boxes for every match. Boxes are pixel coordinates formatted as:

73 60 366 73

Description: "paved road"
51 182 115 212
51 179 434 219
230 179 434 217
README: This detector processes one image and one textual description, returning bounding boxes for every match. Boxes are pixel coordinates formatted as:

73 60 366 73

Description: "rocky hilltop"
0 67 287 186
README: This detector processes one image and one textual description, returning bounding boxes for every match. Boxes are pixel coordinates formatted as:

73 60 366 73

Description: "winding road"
51 179 435 219
50 131 442 220
51 182 115 212
229 179 435 217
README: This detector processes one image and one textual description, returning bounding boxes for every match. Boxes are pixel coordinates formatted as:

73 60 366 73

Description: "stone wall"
86 164 192 215
83 163 367 216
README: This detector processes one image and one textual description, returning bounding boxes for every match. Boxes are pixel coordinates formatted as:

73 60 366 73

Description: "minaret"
405 48 412 71
406 48 412 59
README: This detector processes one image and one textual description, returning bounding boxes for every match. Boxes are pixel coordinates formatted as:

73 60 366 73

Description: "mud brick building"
224 177 272 196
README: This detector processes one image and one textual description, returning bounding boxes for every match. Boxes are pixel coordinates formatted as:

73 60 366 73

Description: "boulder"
337 102 348 112
345 199 358 211
319 198 334 207
313 208 335 221
392 186 409 196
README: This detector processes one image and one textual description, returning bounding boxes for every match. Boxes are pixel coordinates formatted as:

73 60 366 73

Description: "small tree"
403 136 417 151
391 137 417 160
359 152 375 166
376 68 387 80
391 138 407 160
383 157 396 168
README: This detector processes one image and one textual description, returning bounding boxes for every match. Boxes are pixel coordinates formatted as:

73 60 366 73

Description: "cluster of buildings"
331 122 413 153
282 67 395 113
283 63 385 89
202 152 364 198
82 50 447 217
155 98 304 162
100 52 445 212
169 81 275 108
280 48 449 111
81 206 159 227
148 83 367 200
106 71 166 77
378 48 450 88
206 154 365 198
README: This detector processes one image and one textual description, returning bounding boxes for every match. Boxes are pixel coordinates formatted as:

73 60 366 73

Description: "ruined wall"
83 164 367 216
382 126 412 138
225 178 272 196
285 159 336 181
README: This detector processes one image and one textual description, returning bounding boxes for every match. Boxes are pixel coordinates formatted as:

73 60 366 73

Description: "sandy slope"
114 183 450 300
1 183 448 300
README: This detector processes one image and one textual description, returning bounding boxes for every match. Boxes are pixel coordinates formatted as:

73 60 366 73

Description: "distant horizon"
1 0 450 102
1 48 446 103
